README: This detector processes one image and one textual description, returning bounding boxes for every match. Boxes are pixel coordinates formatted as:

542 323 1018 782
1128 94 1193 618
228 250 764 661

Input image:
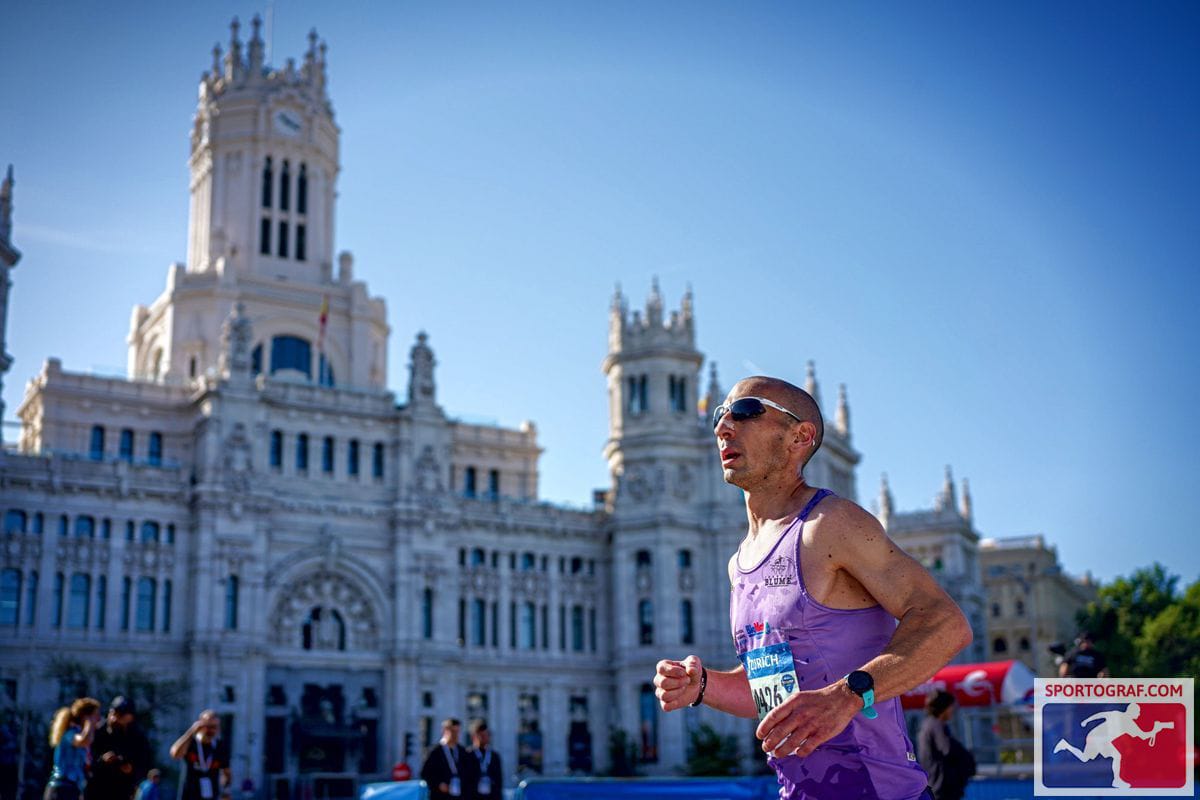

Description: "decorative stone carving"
222 422 253 493
414 445 442 504
270 569 379 650
219 302 253 378
673 463 694 501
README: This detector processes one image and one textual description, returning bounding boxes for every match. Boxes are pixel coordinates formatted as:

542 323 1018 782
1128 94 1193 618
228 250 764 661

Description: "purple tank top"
729 489 929 800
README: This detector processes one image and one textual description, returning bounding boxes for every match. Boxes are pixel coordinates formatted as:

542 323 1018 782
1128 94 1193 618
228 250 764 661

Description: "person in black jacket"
420 719 466 800
917 691 976 800
87 697 151 800
465 719 502 800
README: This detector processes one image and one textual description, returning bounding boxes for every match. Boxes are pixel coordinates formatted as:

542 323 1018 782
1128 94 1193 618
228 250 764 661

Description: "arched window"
638 599 654 645
89 426 105 460
278 221 289 258
136 578 157 631
260 217 271 255
680 599 694 645
261 156 273 208
270 335 312 378
373 443 385 479
74 516 95 539
297 164 308 214
67 573 90 629
280 160 291 211
347 439 360 476
470 548 486 567
0 569 21 626
678 549 692 569
296 224 307 261
993 637 1008 654
1019 637 1030 651
322 436 335 474
464 467 477 497
296 434 309 471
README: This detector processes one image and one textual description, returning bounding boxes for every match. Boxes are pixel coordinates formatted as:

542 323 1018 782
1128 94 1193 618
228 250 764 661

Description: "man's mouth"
720 450 740 465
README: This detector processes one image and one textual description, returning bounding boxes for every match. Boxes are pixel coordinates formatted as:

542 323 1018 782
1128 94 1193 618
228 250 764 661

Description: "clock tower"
186 16 338 283
125 18 389 390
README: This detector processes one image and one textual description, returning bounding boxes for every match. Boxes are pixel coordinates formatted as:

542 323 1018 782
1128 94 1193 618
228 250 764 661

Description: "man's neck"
744 479 814 538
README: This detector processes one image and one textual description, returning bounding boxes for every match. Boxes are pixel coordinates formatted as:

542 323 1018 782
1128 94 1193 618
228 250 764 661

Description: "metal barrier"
358 781 429 800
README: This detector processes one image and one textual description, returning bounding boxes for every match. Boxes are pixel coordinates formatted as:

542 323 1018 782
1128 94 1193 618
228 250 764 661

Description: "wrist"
689 667 708 707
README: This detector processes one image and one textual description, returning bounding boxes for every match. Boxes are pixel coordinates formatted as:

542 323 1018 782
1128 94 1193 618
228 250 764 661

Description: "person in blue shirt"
44 698 100 800
133 768 161 800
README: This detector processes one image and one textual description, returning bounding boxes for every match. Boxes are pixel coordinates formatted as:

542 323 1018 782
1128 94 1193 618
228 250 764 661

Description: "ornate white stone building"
0 19 879 797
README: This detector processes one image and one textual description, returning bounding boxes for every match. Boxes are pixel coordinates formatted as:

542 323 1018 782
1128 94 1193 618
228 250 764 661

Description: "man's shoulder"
806 495 883 540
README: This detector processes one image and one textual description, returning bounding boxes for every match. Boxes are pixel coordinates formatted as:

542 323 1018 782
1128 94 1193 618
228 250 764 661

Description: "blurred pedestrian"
169 711 230 800
917 691 975 800
1058 631 1109 678
88 696 151 800
133 769 160 800
420 718 465 800
465 719 502 800
44 698 101 800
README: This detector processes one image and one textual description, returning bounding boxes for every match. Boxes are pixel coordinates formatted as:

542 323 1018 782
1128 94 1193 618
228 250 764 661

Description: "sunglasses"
712 396 805 430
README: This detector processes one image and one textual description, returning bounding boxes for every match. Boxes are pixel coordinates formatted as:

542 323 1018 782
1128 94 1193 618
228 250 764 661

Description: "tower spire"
878 473 893 527
646 276 663 327
0 165 12 242
805 360 822 412
937 465 956 512
702 361 722 418
835 383 850 437
961 477 973 523
224 17 243 81
247 14 265 76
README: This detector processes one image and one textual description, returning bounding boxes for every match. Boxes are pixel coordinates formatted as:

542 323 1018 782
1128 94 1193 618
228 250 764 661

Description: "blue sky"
3 2 1198 584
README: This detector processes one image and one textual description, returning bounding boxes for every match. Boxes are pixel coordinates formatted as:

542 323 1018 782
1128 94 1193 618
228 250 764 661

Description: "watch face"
274 110 302 137
847 671 873 694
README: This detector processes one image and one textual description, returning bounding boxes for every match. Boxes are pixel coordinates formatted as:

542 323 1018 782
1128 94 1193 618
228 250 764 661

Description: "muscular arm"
757 500 972 757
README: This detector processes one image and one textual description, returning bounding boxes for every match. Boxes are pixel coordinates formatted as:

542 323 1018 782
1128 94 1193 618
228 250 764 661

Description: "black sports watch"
844 670 878 719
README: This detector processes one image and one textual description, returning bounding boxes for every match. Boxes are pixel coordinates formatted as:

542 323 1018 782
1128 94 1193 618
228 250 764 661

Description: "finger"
681 654 702 678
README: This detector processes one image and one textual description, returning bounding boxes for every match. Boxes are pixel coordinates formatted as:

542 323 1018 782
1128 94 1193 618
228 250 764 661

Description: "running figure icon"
1053 703 1175 789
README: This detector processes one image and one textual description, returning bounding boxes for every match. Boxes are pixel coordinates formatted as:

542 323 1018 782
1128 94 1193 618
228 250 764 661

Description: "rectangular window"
296 433 309 472
3 510 26 534
464 467 477 498
488 469 500 500
541 604 549 649
347 439 360 476
67 573 90 629
260 217 271 255
119 428 134 462
559 605 566 651
572 605 585 652
322 436 335 474
278 221 289 258
638 599 654 645
24 571 37 627
458 598 466 646
0 569 20 627
74 516 95 539
269 430 283 469
136 578 157 631
166 524 176 545
521 602 535 650
422 588 433 640
225 576 239 630
491 601 499 648
101 519 111 540
148 432 163 466
120 577 131 630
589 606 597 652
95 575 107 630
57 515 67 537
680 599 695 645
471 598 486 647
125 521 134 542
372 443 385 479
509 601 517 648
296 224 307 262
52 572 64 628
163 579 172 632
140 521 160 544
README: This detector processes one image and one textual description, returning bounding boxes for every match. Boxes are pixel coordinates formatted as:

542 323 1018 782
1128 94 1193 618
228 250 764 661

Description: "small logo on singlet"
743 620 771 639
763 555 797 587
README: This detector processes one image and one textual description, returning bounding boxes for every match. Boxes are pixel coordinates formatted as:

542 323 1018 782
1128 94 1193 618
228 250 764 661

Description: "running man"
654 376 973 799
1053 703 1174 789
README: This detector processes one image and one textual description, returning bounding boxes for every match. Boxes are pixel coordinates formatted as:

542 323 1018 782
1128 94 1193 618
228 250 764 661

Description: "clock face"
274 110 302 138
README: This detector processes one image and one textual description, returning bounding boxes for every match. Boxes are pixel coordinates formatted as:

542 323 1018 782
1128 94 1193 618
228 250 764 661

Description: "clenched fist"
653 655 704 711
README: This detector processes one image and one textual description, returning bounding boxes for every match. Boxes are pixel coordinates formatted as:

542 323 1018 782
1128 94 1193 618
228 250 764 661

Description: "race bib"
198 777 214 800
478 776 492 795
740 640 800 721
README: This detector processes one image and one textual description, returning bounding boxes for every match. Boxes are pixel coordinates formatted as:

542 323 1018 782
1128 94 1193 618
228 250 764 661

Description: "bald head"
729 376 824 465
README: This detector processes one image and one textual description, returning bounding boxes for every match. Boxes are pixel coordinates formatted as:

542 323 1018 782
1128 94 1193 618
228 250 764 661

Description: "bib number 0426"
740 640 800 721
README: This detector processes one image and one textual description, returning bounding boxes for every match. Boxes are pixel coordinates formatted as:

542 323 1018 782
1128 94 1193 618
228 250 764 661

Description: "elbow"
951 608 973 656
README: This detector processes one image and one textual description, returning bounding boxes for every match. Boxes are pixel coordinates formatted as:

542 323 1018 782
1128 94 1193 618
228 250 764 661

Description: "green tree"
1075 562 1180 677
684 723 740 776
1136 578 1200 678
605 727 639 777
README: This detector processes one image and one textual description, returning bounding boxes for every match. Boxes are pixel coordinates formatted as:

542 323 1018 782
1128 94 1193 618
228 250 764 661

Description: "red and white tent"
899 659 1036 710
